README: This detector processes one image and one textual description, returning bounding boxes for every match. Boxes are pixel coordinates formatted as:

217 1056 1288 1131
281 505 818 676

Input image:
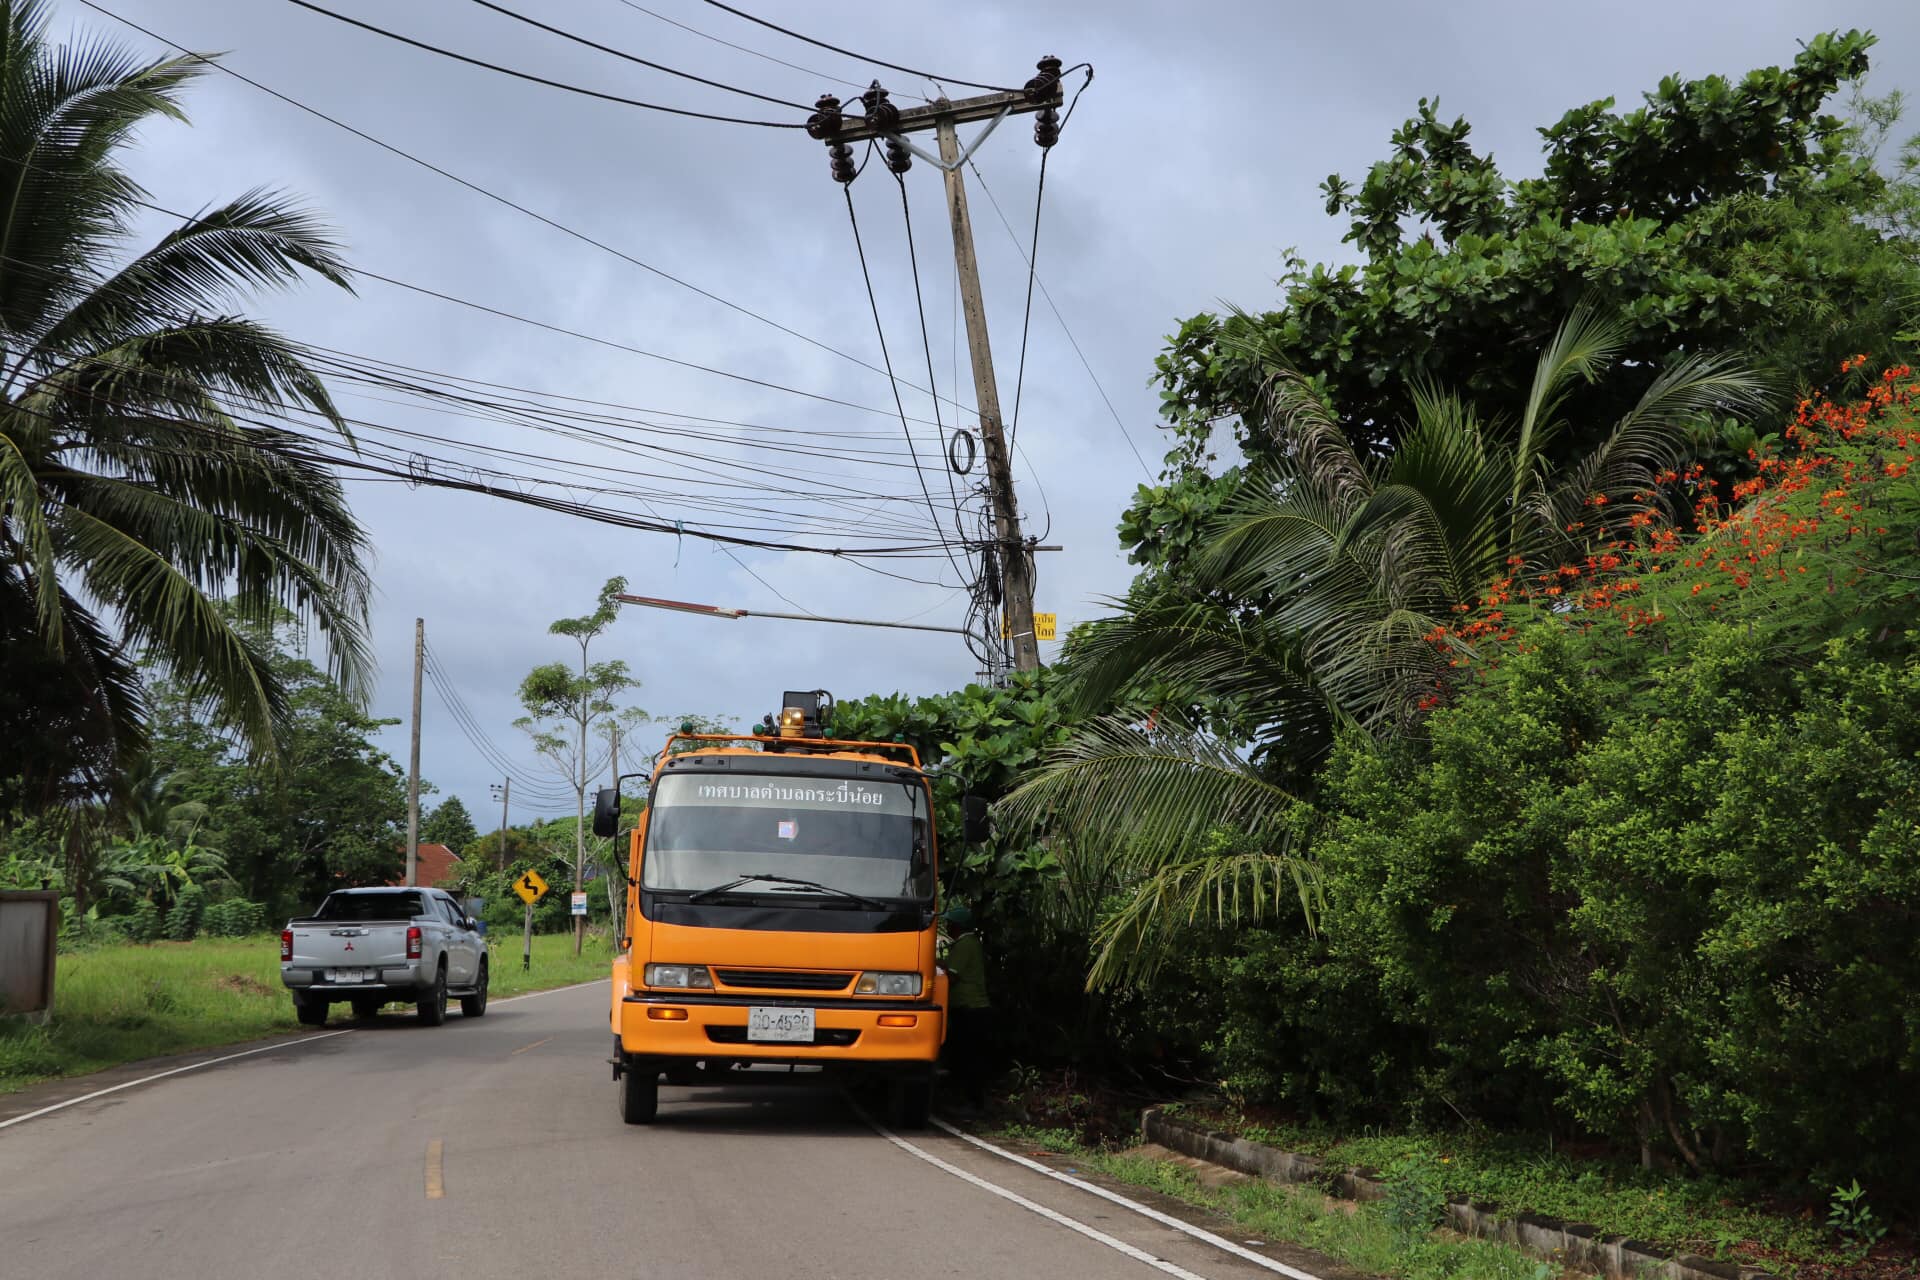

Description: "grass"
0 930 612 1095
998 1124 1558 1280
1165 1112 1843 1271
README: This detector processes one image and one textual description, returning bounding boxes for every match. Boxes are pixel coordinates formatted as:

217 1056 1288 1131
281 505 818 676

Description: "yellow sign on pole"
512 869 549 905
1002 612 1058 641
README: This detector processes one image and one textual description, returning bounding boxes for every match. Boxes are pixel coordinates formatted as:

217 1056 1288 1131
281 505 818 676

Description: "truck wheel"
351 997 382 1021
619 1066 659 1125
417 963 448 1026
293 994 328 1027
460 961 489 1018
888 1077 933 1130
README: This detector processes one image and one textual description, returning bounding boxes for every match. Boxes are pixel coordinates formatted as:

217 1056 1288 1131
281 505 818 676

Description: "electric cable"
891 169 975 557
695 0 1019 93
965 154 1152 478
464 0 812 111
610 0 928 102
77 0 969 413
1005 148 1046 457
283 0 806 128
840 185 970 584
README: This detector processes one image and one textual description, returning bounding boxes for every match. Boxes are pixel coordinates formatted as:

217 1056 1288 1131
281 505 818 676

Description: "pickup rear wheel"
619 1065 659 1124
460 960 489 1018
293 993 328 1027
417 963 448 1026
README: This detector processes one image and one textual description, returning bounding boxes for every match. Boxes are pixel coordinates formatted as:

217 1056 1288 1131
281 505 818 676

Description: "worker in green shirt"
940 903 992 1106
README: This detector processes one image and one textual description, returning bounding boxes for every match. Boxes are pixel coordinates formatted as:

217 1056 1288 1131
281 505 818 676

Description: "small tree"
420 796 478 852
515 577 644 955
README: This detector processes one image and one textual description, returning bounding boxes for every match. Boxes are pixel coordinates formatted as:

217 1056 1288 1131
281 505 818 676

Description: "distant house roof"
390 843 462 889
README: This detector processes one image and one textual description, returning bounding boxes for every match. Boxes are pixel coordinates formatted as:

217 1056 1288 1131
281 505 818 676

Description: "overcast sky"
74 0 1920 828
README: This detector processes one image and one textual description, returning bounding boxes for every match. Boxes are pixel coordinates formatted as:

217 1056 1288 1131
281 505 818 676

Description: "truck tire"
888 1077 932 1130
417 963 448 1026
293 994 328 1027
460 960 489 1018
351 997 382 1020
619 1065 659 1125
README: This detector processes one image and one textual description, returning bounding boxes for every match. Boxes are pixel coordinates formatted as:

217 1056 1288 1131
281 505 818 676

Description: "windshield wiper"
686 874 889 910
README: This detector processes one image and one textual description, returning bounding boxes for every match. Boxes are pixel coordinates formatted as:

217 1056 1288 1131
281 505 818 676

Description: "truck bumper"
281 962 425 994
618 994 942 1072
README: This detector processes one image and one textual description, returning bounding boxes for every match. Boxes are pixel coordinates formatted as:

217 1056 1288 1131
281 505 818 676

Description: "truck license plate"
747 1007 815 1042
328 968 370 983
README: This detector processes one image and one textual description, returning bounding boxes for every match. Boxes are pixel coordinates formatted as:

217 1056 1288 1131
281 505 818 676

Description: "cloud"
89 0 1920 820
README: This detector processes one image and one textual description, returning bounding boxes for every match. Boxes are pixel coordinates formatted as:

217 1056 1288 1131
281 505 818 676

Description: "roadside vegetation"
0 932 611 1095
833 30 1920 1276
1002 1125 1563 1280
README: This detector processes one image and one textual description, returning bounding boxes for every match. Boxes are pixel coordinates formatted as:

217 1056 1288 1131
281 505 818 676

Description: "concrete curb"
1140 1109 1778 1280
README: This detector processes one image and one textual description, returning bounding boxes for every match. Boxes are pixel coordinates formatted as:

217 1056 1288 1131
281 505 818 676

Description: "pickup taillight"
280 929 293 962
406 925 422 960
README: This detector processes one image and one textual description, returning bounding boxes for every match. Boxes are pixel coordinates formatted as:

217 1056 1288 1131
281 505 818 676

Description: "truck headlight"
644 963 713 989
855 971 922 996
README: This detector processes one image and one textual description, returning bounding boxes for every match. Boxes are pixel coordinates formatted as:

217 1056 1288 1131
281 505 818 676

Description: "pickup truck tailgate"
288 920 411 974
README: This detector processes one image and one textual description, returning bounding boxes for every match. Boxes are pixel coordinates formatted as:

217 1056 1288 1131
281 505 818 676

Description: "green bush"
163 885 204 942
123 898 160 943
1294 625 1920 1193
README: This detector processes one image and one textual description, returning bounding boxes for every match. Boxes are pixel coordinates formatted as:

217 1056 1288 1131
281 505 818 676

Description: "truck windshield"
643 772 930 902
313 891 423 921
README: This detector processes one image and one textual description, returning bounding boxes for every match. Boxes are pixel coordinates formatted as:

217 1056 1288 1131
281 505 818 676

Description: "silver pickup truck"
280 887 489 1027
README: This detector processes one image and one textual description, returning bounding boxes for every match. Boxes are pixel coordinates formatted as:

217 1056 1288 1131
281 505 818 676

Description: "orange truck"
593 689 973 1128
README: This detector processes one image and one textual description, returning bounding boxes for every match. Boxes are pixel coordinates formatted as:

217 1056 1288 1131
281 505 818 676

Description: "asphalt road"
0 982 1343 1280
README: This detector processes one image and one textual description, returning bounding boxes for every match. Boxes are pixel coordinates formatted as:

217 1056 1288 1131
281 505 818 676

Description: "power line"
1006 150 1046 457
79 0 968 411
891 169 976 557
695 1 1019 93
966 154 1153 479
610 0 927 102
840 184 969 584
464 0 812 111
283 0 805 128
423 658 576 802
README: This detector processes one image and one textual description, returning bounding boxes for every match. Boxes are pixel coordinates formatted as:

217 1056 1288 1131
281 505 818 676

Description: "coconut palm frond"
1511 298 1627 479
1536 351 1775 542
999 714 1300 868
1087 845 1318 989
0 5 364 769
1218 307 1372 510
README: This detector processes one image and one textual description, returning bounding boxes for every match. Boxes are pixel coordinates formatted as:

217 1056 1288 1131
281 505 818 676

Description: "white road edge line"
0 978 609 1132
856 1105 1210 1280
0 1031 353 1131
931 1117 1328 1280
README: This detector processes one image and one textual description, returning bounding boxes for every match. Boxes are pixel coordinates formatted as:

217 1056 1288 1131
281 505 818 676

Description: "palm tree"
0 0 369 804
1004 305 1770 985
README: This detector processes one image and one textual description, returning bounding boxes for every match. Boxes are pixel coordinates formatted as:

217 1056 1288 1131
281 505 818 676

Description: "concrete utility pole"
491 779 510 871
816 63 1065 674
405 617 424 887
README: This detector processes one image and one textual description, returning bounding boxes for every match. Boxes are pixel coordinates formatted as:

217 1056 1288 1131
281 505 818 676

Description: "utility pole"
490 780 510 871
811 61 1066 674
405 617 424 887
606 722 622 940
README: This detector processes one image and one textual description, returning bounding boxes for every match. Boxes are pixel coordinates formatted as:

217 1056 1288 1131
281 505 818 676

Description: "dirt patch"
212 974 274 998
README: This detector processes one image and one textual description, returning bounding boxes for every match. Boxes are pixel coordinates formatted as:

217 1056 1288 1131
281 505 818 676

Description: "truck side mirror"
962 795 991 844
591 787 621 839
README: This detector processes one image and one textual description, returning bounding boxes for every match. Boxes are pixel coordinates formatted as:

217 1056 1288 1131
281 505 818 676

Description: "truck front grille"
713 969 853 992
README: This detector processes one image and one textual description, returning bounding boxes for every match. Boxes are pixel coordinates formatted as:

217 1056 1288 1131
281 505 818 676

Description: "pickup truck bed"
281 887 489 1028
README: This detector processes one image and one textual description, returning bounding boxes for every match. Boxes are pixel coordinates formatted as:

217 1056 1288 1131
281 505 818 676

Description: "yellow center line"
510 1036 552 1056
425 1139 444 1200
